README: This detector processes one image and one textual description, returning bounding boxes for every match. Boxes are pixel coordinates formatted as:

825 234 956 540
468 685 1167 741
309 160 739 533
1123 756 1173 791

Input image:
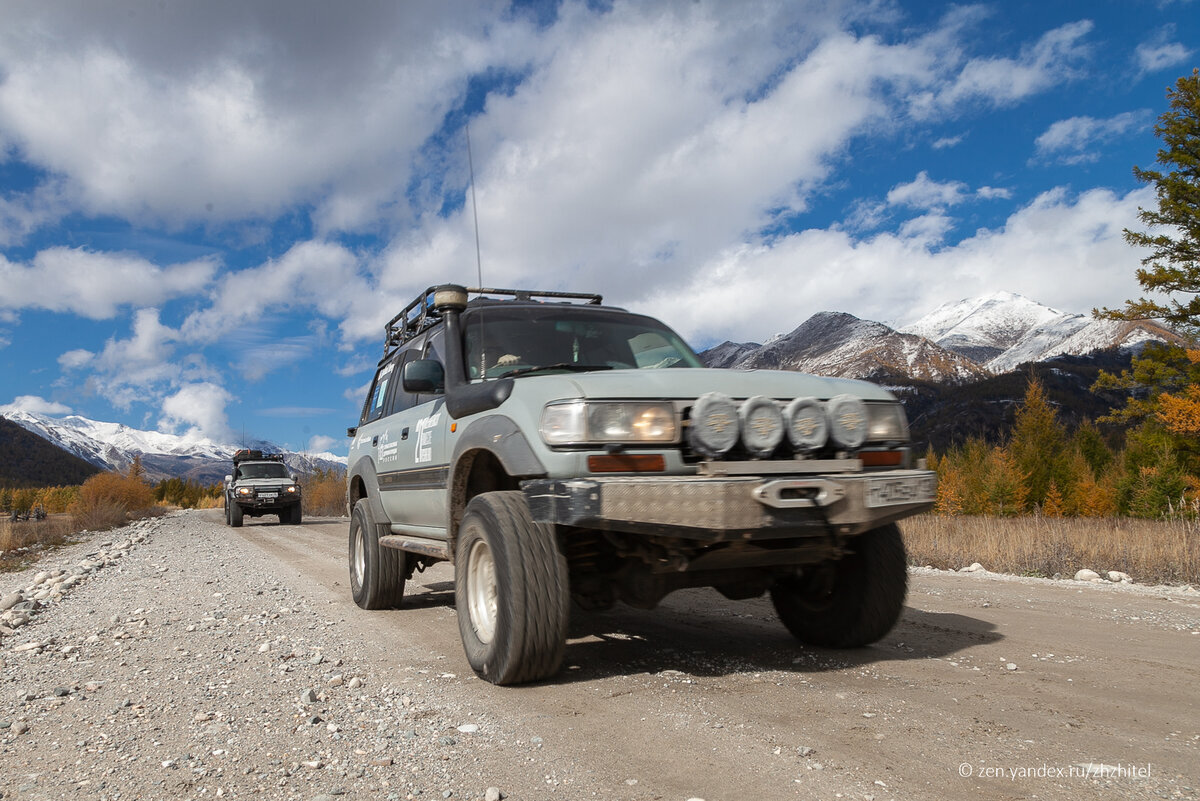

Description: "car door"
376 337 448 537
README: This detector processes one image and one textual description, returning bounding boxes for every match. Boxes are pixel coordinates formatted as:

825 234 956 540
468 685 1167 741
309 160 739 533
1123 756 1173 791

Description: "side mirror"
403 359 445 393
224 474 233 485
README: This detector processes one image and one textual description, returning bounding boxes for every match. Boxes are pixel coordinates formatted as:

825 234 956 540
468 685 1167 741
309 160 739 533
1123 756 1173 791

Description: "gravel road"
2 510 1198 801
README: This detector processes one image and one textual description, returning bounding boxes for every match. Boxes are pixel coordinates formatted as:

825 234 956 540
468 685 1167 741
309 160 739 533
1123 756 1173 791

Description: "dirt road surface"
1 510 1198 801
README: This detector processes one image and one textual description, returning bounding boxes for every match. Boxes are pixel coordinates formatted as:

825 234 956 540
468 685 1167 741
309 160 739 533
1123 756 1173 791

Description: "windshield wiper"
502 363 615 378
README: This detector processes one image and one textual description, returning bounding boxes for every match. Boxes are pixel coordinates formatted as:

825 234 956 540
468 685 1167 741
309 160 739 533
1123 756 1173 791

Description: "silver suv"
224 449 303 527
347 285 935 684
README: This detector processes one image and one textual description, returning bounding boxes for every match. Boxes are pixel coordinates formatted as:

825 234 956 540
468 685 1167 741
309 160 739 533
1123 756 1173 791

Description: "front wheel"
770 523 907 648
229 500 244 528
455 491 569 685
348 499 405 609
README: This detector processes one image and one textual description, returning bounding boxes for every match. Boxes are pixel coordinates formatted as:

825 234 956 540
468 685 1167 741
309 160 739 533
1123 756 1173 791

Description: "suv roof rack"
382 286 603 359
233 449 285 464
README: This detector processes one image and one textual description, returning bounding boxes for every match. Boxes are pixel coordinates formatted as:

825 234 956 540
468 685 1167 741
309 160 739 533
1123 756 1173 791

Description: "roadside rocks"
0 518 159 638
1074 568 1133 585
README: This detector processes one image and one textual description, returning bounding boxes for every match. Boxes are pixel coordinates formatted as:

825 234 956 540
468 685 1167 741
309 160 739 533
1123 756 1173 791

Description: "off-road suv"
224 449 303 527
347 285 936 685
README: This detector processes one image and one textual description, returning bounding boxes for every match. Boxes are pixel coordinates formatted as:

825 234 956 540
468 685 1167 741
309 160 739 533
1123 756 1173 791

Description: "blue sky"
0 0 1196 455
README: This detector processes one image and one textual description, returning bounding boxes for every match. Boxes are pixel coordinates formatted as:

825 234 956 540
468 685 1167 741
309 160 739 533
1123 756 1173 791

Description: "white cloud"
307 434 337 454
159 382 233 442
0 248 216 319
931 134 965 149
887 172 969 210
924 20 1094 113
1034 111 1150 164
58 349 93 369
181 240 378 344
639 185 1152 347
0 394 72 415
0 1 536 231
1134 28 1192 77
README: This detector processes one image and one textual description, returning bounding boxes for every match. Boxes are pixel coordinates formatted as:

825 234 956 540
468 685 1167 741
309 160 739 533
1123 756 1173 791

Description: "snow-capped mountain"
1 410 346 485
705 312 987 382
904 291 1182 373
700 291 1182 383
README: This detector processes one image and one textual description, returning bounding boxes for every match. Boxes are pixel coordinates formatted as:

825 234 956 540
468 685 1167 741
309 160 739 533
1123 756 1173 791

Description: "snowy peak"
2 410 346 484
903 291 1077 362
699 291 1183 383
707 312 986 383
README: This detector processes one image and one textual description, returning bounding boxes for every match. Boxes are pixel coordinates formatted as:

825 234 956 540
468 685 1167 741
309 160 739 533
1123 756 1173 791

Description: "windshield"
238 463 290 479
462 306 703 380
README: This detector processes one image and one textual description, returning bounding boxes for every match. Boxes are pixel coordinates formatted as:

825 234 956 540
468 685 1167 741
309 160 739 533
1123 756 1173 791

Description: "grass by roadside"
903 513 1200 586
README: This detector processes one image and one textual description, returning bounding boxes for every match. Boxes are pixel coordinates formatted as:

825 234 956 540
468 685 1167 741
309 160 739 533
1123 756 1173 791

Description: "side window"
391 350 420 414
363 359 397 424
416 332 446 404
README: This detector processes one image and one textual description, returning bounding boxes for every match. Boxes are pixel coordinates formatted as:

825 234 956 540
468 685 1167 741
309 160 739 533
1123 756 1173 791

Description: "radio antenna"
465 119 484 288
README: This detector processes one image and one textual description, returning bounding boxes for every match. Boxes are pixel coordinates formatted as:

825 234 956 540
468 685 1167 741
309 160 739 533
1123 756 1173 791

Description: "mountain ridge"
1 411 346 486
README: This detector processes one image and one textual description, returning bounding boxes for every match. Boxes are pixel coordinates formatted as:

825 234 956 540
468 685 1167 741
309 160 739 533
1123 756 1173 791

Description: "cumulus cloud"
159 382 234 442
639 185 1152 347
181 240 377 344
1034 111 1150 164
0 248 216 319
1134 28 1192 77
0 395 72 415
0 1 536 231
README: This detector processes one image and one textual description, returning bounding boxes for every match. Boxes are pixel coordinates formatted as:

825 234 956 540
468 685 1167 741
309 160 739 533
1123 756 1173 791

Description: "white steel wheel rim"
466 538 498 644
352 526 365 587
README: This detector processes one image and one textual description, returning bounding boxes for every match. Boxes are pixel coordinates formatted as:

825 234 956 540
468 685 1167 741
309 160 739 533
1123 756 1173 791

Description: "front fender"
348 455 389 533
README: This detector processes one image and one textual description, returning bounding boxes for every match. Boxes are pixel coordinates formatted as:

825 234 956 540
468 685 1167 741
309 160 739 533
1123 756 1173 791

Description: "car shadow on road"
546 600 1002 685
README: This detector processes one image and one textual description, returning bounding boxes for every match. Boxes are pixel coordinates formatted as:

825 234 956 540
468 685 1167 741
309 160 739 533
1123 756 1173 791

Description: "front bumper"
523 469 936 541
233 492 301 511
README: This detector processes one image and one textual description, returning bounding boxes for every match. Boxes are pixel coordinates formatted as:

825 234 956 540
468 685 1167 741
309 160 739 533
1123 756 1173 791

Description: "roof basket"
382 285 603 359
233 449 284 464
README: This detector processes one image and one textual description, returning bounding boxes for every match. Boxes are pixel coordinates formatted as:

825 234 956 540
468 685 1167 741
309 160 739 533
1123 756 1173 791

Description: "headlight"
236 487 253 496
738 396 784 458
540 401 678 445
286 485 298 494
827 394 868 450
866 403 909 442
688 392 739 459
784 397 828 452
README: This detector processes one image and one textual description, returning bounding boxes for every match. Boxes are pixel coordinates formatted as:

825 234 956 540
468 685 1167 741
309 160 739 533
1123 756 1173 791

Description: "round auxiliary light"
826 394 868 451
784 397 828 452
688 392 739 459
738 396 784 458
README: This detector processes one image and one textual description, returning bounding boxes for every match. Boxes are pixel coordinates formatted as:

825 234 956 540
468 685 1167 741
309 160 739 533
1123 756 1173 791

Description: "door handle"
371 435 378 447
401 427 410 440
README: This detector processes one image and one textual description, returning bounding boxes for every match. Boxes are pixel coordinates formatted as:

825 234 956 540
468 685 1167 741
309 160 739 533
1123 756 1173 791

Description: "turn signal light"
587 454 667 473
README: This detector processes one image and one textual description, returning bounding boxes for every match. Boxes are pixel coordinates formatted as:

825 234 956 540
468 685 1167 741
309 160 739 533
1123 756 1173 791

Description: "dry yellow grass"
902 513 1200 586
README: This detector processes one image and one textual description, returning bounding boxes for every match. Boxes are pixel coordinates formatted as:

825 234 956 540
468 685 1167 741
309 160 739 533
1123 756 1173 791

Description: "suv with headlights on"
224 449 303 526
346 285 936 685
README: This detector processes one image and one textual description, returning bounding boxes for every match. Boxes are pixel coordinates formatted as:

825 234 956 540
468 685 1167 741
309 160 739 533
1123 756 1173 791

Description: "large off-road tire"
770 523 907 648
348 499 405 609
229 500 244 528
280 504 302 525
455 491 569 685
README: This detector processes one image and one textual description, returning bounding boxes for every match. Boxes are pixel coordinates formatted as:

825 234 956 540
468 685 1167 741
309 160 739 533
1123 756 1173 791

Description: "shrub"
70 472 155 530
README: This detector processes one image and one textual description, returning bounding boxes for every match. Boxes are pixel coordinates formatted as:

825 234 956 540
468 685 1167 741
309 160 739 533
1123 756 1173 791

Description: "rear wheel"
770 523 907 648
348 499 405 609
455 491 569 685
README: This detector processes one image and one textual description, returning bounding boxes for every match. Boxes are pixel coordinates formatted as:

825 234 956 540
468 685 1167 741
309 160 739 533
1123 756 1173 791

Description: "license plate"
865 475 936 508
259 492 278 499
